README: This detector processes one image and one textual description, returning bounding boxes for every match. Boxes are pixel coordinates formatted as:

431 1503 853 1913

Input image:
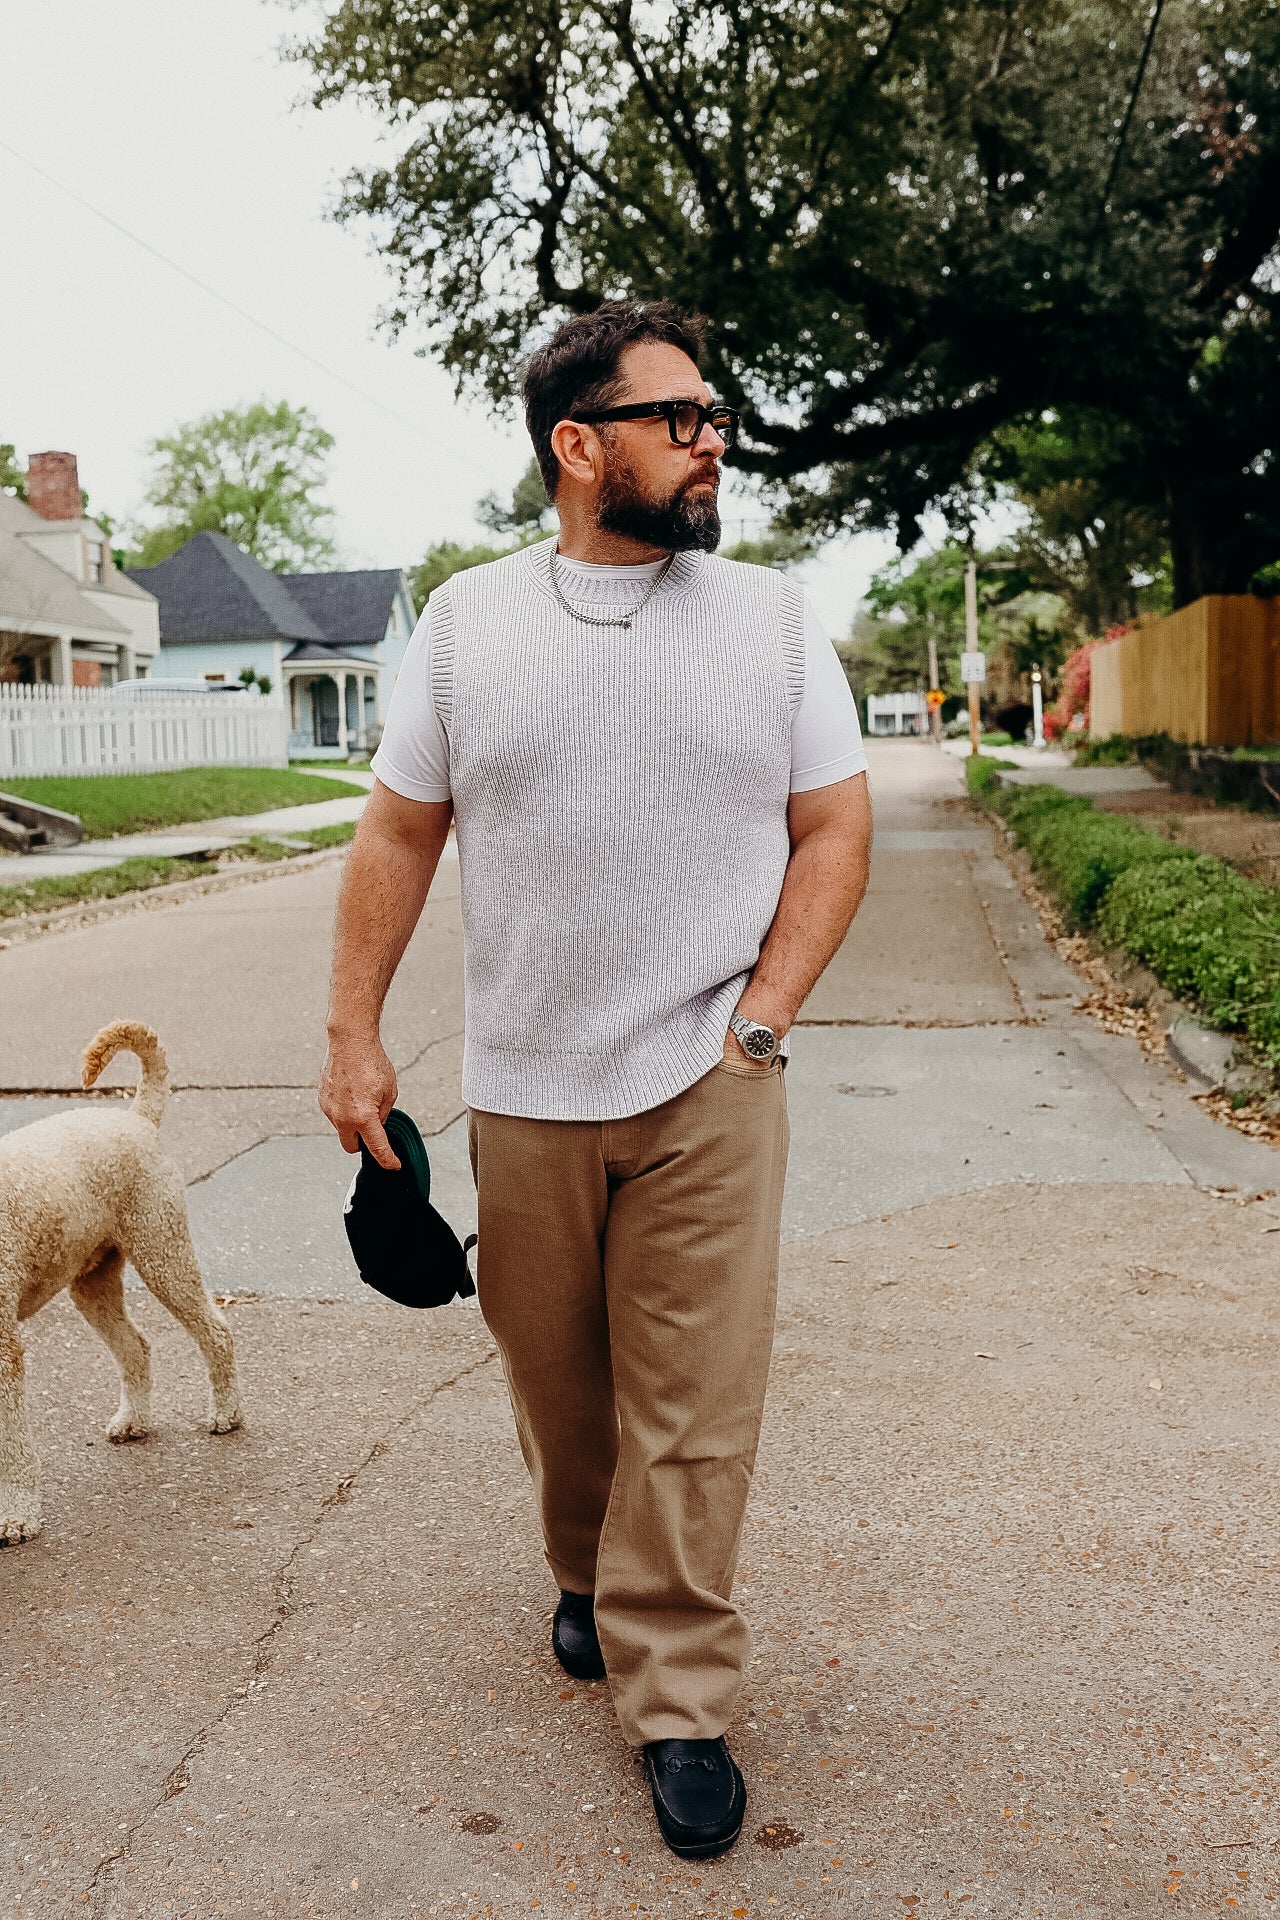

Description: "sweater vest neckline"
521 536 708 611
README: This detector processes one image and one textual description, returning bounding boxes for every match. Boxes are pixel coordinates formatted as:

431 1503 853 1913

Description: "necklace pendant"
619 618 632 630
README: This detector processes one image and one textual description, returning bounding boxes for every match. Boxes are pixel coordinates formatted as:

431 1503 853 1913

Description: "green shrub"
1072 733 1179 769
995 786 1188 926
1098 855 1280 1061
969 774 1280 1065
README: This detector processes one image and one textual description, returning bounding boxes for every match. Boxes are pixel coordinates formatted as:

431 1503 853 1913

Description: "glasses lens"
670 403 703 445
711 408 738 449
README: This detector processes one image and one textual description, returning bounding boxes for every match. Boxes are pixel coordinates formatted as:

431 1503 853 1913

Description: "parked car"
108 678 252 698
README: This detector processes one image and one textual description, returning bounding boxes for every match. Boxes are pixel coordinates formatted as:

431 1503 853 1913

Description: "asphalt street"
3 740 1279 1920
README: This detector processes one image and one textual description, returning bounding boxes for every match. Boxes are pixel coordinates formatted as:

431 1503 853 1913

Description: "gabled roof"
284 569 408 648
283 640 374 664
0 491 130 639
124 531 326 644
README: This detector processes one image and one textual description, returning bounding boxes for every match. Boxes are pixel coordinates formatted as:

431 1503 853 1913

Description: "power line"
0 133 499 482
1098 0 1168 223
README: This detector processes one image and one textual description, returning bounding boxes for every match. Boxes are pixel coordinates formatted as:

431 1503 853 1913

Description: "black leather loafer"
551 1590 606 1680
642 1737 746 1859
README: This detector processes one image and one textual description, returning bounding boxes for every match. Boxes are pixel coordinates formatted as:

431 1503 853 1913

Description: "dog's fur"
0 1021 241 1545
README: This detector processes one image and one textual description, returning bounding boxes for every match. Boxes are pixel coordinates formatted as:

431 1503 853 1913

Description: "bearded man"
320 301 872 1860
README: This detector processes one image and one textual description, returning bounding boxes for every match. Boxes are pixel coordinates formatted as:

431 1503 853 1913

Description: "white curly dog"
0 1020 242 1545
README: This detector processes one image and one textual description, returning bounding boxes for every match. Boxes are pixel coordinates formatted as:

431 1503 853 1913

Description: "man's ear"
550 419 600 488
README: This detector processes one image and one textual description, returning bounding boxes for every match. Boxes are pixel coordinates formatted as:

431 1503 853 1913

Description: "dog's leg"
70 1249 153 1443
126 1201 242 1435
0 1289 41 1544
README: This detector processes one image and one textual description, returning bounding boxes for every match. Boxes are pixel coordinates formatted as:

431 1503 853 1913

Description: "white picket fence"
0 684 289 777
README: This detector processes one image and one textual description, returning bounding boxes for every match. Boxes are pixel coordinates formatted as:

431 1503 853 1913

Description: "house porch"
287 662 379 758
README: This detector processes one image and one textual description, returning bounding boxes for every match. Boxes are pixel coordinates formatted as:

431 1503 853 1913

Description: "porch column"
335 670 349 754
55 633 74 686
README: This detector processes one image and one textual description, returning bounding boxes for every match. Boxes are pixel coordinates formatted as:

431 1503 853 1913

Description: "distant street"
4 739 1280 1919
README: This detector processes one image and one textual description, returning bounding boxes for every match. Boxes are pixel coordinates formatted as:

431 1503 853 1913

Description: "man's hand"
320 1033 401 1170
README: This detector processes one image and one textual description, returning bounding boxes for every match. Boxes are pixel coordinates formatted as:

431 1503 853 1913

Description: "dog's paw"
0 1487 42 1546
106 1409 152 1443
209 1398 244 1435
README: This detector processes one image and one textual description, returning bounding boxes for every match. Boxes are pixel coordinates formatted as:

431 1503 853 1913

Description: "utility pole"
964 558 982 757
927 634 942 746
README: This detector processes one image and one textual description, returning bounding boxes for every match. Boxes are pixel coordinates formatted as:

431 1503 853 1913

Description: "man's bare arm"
320 781 453 1168
730 772 872 1052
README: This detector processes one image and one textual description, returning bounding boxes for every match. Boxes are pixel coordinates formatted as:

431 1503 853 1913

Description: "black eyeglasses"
570 399 740 450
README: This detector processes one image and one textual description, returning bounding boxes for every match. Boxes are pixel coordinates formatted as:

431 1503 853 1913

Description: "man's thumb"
360 1114 401 1172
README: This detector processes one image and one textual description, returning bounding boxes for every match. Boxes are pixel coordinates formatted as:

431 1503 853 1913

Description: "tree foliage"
295 0 1280 601
0 444 26 499
720 524 815 570
476 457 553 536
123 401 338 572
855 542 1070 700
980 411 1172 631
410 461 554 604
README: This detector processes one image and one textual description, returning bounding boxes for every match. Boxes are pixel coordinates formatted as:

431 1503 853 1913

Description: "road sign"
960 651 986 685
926 688 945 710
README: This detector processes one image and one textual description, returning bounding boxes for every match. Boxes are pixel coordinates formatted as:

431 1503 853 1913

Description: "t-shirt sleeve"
369 601 452 803
790 597 869 793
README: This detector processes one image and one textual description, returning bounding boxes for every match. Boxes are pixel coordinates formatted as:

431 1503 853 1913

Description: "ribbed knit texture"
433 538 806 1120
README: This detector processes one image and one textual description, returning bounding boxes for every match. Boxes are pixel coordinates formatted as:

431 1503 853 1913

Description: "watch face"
743 1024 775 1059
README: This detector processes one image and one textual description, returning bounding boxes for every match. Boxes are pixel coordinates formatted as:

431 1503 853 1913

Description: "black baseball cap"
342 1107 476 1309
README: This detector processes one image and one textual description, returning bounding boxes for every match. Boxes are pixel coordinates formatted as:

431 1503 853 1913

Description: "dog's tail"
81 1021 169 1127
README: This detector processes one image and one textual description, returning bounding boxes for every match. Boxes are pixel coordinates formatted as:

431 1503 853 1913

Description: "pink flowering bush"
1043 640 1102 741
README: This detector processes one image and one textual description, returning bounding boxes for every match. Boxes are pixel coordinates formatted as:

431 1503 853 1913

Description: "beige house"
0 452 159 685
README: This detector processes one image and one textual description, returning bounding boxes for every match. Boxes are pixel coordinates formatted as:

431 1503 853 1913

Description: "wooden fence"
1091 596 1280 746
0 684 289 777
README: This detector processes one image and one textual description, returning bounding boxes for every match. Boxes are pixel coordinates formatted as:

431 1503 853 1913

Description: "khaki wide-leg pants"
468 1056 789 1746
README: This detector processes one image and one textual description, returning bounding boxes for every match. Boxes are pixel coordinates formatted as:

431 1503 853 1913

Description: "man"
321 301 872 1860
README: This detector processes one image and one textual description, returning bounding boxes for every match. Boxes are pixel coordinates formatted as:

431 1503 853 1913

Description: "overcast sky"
0 0 899 631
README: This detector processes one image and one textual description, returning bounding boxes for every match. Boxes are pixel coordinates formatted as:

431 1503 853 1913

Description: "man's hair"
522 300 708 498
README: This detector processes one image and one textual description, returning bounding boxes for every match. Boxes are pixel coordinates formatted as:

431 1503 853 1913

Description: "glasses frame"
569 399 740 450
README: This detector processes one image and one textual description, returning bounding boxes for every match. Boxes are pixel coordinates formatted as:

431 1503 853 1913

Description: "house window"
86 540 104 583
204 672 226 683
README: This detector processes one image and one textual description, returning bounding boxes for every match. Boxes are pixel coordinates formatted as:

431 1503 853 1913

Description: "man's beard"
595 450 721 553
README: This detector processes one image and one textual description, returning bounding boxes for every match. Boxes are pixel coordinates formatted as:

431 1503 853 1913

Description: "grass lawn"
0 767 366 839
0 853 201 920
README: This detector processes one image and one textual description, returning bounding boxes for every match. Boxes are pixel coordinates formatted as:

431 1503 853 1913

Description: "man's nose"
691 423 725 459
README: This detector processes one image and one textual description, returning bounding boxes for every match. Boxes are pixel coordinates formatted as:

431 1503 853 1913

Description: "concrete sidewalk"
3 739 1279 1919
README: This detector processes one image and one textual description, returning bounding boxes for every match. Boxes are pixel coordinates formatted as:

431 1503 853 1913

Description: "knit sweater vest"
431 537 807 1120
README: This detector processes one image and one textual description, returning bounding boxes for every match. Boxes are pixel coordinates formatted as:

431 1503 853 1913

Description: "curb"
1163 1016 1235 1093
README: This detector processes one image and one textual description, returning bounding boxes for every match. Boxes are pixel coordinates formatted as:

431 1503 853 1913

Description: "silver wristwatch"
728 1011 780 1063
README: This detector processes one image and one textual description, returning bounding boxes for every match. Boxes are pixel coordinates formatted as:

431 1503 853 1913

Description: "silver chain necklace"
547 544 676 630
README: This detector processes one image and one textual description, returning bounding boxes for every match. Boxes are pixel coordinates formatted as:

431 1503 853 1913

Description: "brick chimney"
27 450 83 521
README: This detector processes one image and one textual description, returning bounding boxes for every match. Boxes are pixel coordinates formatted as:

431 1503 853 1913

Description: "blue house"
125 533 417 756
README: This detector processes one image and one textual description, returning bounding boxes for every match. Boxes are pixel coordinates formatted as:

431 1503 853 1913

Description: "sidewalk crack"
967 849 1030 1020
81 1344 498 1914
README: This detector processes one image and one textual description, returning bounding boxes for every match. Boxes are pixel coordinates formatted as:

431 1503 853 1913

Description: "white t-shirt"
373 554 868 805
